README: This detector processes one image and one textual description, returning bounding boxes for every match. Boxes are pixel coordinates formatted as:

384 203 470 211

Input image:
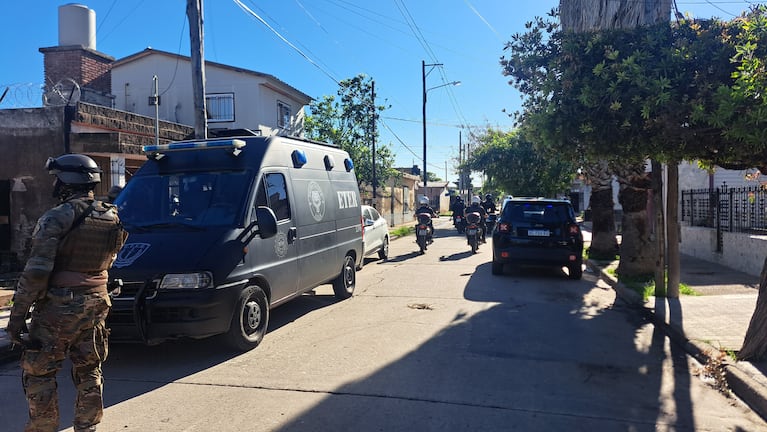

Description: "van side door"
247 171 299 305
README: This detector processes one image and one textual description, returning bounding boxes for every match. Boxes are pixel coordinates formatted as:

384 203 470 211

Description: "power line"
379 118 421 160
232 0 340 85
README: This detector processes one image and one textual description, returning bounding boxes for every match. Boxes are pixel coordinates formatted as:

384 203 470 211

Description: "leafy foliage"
464 129 576 197
500 11 739 167
304 74 396 186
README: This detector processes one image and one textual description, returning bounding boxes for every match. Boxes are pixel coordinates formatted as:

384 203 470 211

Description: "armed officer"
5 154 127 432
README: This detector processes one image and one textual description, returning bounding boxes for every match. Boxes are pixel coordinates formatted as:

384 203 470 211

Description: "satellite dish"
43 78 81 107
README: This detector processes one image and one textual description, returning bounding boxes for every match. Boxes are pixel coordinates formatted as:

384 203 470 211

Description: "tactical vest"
54 199 127 273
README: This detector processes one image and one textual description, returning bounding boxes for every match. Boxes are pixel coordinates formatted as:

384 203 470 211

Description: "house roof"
112 48 312 104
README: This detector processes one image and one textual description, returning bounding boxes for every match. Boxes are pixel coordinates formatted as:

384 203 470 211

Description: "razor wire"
0 83 45 108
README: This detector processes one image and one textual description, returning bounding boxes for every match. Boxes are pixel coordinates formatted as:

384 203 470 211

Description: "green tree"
502 10 736 277
304 74 396 187
464 129 576 198
716 5 767 361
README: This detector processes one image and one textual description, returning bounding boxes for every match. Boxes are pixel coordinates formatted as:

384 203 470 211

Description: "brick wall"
0 102 194 271
40 46 114 94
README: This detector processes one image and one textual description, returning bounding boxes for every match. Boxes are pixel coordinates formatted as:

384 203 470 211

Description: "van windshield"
115 171 251 228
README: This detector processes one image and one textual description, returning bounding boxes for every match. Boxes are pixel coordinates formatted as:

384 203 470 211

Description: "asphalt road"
0 219 765 431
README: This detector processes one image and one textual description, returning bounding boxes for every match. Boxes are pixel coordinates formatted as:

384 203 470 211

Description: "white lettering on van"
337 191 358 209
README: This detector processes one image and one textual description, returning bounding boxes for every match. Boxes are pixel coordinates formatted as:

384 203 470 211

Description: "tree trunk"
585 160 618 259
652 161 666 296
740 255 767 361
615 161 656 277
667 162 680 298
560 0 672 31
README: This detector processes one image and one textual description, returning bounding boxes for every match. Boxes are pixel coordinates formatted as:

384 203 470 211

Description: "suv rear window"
503 202 572 224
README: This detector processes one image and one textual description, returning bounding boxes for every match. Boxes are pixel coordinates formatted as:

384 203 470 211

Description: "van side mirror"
255 206 278 239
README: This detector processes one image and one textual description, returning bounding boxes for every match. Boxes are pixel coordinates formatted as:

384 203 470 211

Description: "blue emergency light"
143 139 247 160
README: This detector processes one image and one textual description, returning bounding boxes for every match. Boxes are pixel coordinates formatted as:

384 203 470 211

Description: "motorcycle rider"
464 195 488 243
414 196 437 244
451 196 465 226
481 194 497 215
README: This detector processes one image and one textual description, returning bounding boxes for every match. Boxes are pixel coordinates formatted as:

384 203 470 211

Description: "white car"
361 205 390 265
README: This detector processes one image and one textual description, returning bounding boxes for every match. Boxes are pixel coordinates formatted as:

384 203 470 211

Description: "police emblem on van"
113 243 151 268
308 181 326 221
274 231 288 258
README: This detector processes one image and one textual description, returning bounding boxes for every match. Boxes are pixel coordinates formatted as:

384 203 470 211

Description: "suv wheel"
491 260 504 275
568 263 583 280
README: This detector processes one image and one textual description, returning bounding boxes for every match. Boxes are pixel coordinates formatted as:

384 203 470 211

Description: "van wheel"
378 237 389 261
225 285 269 351
332 255 356 300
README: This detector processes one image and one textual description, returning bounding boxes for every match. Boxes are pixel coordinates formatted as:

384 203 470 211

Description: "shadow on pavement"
0 292 340 431
268 262 709 430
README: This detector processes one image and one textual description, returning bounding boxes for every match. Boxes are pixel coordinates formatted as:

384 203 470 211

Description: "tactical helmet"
471 195 481 204
485 194 493 200
46 154 101 185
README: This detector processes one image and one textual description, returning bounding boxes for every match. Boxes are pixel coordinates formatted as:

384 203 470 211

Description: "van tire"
225 285 269 351
333 255 356 300
378 237 389 261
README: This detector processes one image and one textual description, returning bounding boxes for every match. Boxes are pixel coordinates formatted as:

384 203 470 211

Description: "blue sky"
0 0 755 183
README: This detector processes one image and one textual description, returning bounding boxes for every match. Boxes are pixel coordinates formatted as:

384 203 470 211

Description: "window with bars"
277 101 292 128
206 93 235 122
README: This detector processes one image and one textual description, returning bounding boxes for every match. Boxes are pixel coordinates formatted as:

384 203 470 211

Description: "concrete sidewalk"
587 250 767 421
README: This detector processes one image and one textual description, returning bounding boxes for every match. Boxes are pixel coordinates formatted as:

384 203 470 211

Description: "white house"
110 48 312 137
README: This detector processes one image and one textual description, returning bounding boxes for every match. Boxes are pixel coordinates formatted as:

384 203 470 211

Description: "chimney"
39 4 115 105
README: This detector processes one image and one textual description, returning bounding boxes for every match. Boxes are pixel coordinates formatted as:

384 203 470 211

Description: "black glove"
5 312 28 347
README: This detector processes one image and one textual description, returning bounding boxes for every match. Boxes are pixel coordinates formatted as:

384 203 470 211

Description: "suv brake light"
498 222 510 233
568 224 580 235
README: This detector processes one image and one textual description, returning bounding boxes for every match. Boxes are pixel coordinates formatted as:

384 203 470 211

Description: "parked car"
361 205 389 265
491 197 583 279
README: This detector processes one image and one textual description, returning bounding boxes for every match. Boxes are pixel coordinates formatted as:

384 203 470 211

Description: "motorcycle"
415 213 433 254
465 211 483 254
485 213 497 238
453 214 466 234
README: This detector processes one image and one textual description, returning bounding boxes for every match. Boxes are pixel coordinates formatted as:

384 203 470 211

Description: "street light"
422 60 460 192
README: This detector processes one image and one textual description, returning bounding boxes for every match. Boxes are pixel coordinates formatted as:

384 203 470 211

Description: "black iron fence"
681 183 767 252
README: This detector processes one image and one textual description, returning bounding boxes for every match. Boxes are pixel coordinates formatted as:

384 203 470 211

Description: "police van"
109 134 363 351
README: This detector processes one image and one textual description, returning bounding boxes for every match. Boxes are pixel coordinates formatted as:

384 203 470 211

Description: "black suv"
491 198 583 279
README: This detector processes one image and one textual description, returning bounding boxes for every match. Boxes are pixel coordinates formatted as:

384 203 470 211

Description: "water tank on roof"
58 4 96 50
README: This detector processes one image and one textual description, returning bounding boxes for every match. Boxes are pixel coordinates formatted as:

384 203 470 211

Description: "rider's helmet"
46 154 102 200
485 194 493 201
471 195 481 205
419 196 429 206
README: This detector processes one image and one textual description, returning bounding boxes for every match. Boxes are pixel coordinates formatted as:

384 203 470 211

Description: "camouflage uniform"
9 190 126 432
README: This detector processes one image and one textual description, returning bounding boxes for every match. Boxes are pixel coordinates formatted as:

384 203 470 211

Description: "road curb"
587 259 767 421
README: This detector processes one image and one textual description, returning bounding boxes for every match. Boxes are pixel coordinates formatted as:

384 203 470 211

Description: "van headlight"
159 272 213 289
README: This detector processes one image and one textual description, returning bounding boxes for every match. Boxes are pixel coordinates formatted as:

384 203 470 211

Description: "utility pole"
459 130 463 200
371 81 377 203
187 0 207 139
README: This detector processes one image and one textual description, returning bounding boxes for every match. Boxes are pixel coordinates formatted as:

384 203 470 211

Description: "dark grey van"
109 135 363 351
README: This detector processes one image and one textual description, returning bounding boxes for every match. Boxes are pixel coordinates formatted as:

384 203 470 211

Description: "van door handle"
288 227 297 244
